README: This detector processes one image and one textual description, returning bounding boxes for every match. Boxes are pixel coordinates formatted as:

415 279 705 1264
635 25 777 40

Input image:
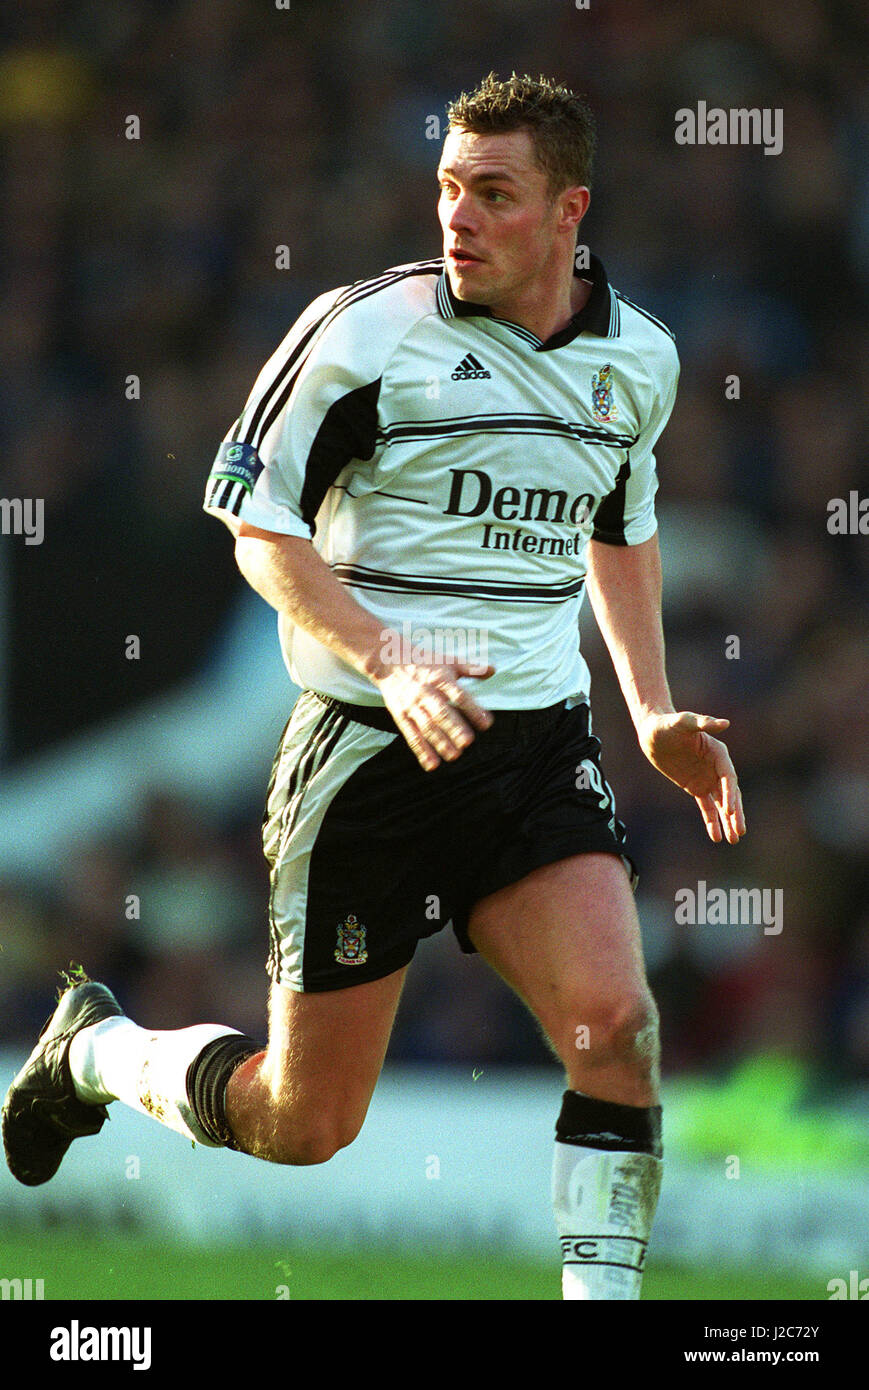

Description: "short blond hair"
446 72 596 196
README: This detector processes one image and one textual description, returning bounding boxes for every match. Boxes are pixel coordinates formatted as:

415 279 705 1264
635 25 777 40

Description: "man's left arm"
586 533 746 845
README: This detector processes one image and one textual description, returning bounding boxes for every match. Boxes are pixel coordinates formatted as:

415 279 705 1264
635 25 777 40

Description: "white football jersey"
205 256 679 709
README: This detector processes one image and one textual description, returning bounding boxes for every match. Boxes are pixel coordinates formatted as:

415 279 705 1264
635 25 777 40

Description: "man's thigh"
467 853 657 1092
226 966 408 1163
263 967 408 1129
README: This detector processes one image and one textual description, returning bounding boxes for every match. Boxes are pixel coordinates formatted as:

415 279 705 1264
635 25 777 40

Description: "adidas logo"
451 353 491 380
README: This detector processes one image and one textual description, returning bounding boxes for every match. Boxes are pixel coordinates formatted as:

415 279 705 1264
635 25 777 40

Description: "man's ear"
558 185 591 234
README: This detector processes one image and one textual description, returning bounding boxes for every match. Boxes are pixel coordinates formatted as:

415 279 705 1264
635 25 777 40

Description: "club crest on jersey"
334 914 368 966
591 363 618 423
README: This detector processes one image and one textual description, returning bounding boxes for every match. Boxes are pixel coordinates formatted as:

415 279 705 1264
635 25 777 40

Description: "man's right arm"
234 523 493 770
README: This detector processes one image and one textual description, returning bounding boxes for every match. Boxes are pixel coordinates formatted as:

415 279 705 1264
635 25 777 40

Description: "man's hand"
374 661 495 772
638 711 746 845
233 531 494 772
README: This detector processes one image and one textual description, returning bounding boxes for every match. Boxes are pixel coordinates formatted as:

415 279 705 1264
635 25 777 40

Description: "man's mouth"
450 247 483 266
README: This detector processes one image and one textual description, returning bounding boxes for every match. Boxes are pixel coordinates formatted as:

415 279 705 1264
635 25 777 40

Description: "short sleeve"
204 285 383 539
592 334 680 547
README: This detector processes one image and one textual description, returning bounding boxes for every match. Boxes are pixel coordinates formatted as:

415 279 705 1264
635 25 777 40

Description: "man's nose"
447 193 477 233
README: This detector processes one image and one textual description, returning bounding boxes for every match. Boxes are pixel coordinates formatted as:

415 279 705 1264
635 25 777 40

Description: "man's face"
437 127 572 313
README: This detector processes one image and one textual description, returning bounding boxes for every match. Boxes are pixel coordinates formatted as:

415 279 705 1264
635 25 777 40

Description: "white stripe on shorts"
263 691 397 989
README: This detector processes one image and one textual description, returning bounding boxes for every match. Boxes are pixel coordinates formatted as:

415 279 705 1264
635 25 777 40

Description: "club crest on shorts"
334 913 368 966
591 363 618 422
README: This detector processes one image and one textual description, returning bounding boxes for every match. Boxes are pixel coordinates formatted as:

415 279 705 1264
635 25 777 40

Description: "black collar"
435 252 615 348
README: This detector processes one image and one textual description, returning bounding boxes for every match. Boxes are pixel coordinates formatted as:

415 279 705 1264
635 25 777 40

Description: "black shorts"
262 689 636 992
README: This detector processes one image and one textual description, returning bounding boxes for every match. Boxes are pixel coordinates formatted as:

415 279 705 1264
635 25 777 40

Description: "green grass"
0 1234 827 1301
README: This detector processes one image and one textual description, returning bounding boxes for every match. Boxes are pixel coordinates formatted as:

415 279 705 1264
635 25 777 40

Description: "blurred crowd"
0 0 866 1082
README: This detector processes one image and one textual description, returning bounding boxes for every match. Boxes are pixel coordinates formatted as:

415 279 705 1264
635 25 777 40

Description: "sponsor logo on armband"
210 442 264 494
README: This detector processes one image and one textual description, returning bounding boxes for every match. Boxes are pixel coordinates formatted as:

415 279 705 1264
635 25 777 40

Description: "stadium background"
0 0 866 1301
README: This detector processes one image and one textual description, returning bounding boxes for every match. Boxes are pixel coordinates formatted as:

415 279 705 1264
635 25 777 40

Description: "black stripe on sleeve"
591 455 630 545
299 379 382 532
216 479 235 511
244 262 442 452
244 317 326 448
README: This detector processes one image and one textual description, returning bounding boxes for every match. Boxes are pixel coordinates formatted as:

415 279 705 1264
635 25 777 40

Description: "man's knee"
266 1109 364 1167
572 990 660 1072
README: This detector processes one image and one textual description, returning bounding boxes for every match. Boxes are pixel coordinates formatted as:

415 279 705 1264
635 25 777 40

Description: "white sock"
68 1016 243 1147
552 1142 663 1300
